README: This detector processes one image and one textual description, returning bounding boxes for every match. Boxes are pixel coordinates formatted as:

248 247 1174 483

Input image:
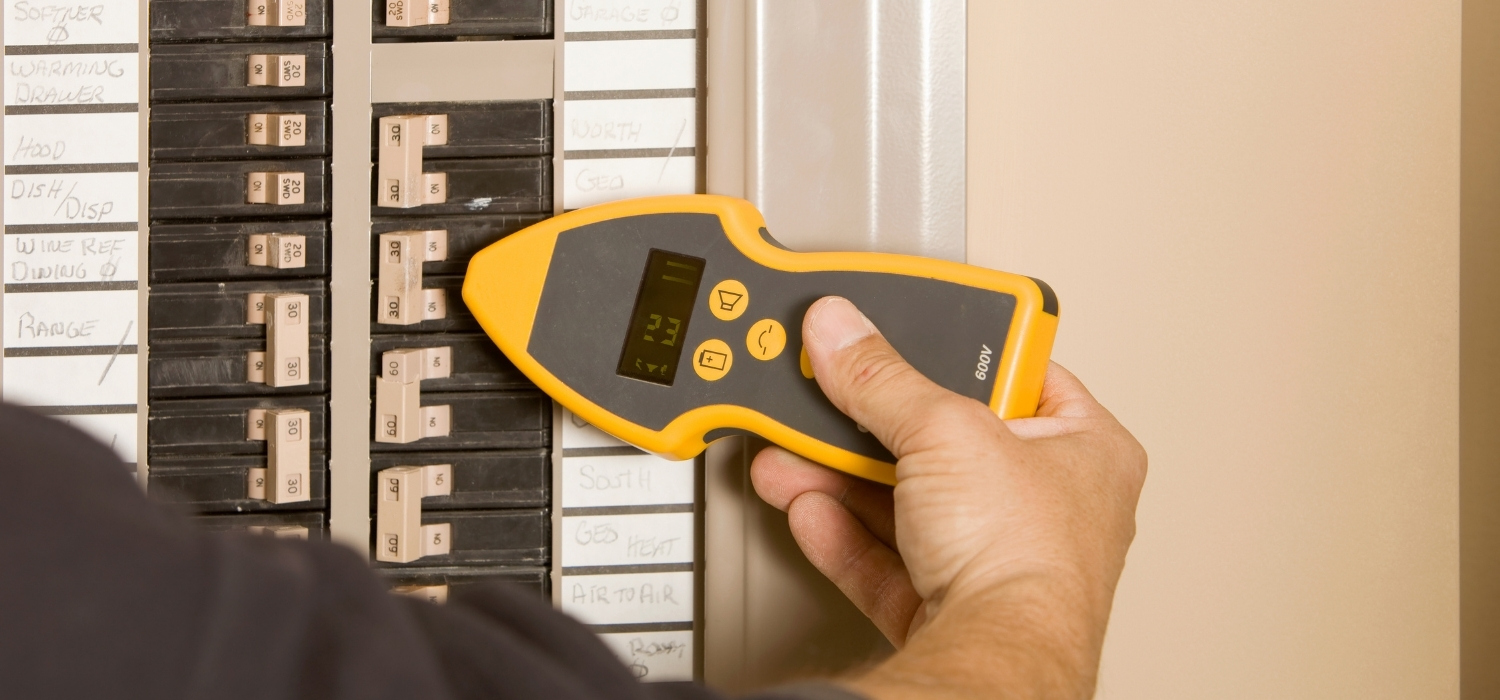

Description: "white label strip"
4 172 138 225
3 0 141 46
560 16 701 675
562 453 695 508
562 409 635 449
5 230 139 284
563 156 695 210
561 512 695 567
4 53 140 107
562 571 695 625
564 40 696 92
4 112 139 166
597 631 694 682
51 412 136 463
564 97 695 152
1 0 141 459
3 289 137 348
565 0 696 32
3 352 137 406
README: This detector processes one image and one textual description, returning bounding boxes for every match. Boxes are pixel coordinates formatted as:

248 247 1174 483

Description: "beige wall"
968 2 1463 698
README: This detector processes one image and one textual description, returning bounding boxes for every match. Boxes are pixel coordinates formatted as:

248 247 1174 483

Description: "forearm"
844 574 1111 700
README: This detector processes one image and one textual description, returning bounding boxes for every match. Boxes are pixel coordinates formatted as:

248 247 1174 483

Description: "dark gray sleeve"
745 683 870 700
0 402 453 700
0 402 872 700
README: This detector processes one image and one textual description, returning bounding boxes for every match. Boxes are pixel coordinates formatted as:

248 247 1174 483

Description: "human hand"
752 296 1146 699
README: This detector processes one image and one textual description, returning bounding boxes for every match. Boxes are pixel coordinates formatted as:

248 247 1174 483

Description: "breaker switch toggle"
375 464 453 563
377 114 449 208
244 407 311 504
245 292 311 388
375 346 452 444
377 229 448 325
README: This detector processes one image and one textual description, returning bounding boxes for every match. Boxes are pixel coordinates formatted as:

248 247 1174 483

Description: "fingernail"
807 297 877 351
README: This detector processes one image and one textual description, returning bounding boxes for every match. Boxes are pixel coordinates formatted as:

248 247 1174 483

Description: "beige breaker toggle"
245 292 310 388
248 525 310 539
393 585 449 604
385 0 450 27
246 54 306 87
245 407 312 505
246 171 305 205
375 346 452 444
247 233 307 269
375 464 453 563
377 114 448 208
377 229 448 325
246 0 307 26
247 113 307 147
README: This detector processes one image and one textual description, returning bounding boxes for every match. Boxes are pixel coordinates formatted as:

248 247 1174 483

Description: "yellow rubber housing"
464 195 1057 485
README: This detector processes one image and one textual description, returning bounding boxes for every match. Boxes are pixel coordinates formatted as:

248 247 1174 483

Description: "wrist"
847 571 1111 700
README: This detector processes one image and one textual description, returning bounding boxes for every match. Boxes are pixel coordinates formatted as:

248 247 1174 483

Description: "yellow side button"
799 346 814 378
708 279 748 321
692 339 733 381
746 319 786 361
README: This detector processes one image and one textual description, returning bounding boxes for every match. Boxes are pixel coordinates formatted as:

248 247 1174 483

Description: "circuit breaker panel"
0 0 705 684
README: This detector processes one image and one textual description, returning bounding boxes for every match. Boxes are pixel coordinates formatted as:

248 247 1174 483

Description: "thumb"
803 296 998 459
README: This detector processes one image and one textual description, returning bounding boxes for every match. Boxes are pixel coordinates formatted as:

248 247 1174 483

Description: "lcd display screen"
616 249 706 385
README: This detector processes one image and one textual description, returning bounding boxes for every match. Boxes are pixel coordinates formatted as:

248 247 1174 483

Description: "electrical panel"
0 0 705 684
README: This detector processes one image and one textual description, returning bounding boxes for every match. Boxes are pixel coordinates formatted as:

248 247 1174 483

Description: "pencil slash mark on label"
656 119 688 184
97 320 131 385
51 180 78 217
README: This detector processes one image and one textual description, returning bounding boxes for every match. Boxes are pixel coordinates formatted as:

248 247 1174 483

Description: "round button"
799 346 815 379
691 339 733 381
746 319 786 361
708 279 749 321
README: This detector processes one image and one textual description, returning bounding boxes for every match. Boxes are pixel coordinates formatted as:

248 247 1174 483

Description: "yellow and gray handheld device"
462 195 1058 485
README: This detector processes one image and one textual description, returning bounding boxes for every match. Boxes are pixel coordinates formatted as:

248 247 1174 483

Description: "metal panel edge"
328 0 376 554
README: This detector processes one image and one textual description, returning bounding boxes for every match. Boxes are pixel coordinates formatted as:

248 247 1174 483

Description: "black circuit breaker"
370 333 534 390
198 511 328 540
151 453 330 514
370 102 551 156
371 0 551 40
384 566 551 600
146 3 333 538
151 101 331 161
151 221 330 282
149 396 330 515
152 0 332 41
370 215 549 274
368 157 552 217
150 159 330 219
368 100 554 593
151 42 331 102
